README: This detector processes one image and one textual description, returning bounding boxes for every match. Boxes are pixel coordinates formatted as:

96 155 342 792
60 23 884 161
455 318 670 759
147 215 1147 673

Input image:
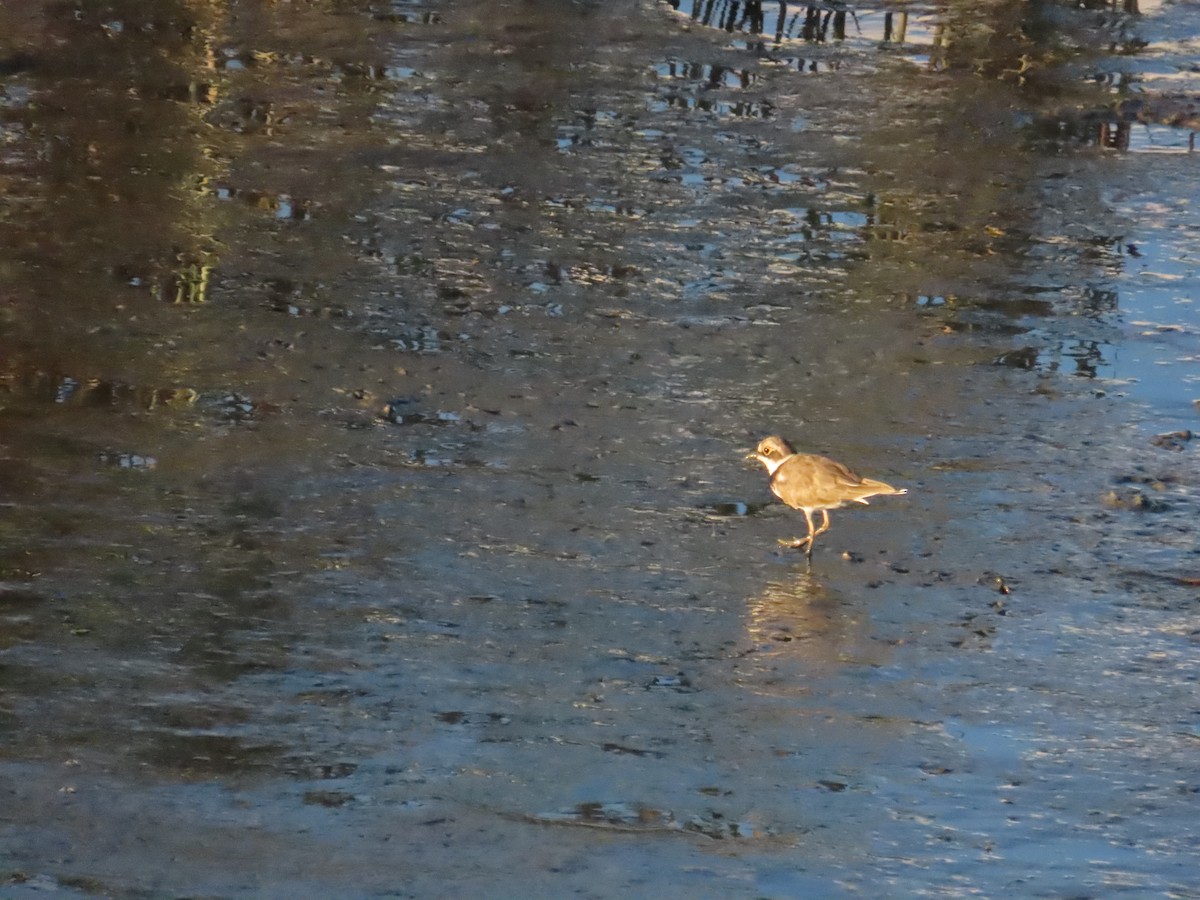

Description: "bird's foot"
778 537 813 550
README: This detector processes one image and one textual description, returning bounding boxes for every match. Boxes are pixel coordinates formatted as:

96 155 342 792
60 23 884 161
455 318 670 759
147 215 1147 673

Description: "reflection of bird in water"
742 574 890 675
747 436 907 557
745 572 833 657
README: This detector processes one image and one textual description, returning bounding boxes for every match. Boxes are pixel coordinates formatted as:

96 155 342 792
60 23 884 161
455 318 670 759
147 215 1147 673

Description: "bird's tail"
854 478 907 502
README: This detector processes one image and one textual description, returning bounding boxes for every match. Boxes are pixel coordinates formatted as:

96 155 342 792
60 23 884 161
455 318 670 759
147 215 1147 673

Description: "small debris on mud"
97 451 157 469
520 802 772 840
1102 489 1171 512
979 572 1014 594
1119 568 1200 588
382 397 461 426
1115 471 1177 490
703 501 763 517
993 347 1040 369
1150 430 1193 451
303 790 354 807
602 743 665 758
523 801 676 832
647 673 693 691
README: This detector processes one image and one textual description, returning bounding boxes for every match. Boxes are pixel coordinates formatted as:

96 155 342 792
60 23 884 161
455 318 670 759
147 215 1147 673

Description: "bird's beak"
744 451 759 462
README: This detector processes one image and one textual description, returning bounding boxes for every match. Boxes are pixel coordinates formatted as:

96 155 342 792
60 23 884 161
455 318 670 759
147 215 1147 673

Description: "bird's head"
746 435 796 474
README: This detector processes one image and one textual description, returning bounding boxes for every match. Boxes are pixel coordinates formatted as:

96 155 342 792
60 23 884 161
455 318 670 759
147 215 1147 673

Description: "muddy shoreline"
2 0 1199 896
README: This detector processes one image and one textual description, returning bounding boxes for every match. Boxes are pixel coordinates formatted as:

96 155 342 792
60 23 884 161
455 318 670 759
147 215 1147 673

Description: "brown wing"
770 454 854 510
772 454 903 510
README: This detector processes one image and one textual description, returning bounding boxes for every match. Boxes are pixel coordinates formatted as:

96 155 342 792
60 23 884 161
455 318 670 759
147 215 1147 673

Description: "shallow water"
2 0 1199 897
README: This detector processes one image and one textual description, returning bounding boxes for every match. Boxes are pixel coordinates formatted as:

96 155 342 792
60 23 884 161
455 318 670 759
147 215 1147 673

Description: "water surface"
2 0 1199 896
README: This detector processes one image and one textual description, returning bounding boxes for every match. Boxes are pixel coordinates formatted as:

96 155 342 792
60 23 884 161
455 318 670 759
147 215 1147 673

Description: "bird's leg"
779 509 818 554
801 509 822 557
812 509 831 539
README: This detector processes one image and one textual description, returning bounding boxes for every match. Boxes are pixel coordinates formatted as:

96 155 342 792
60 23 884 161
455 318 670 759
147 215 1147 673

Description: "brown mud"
1 0 1198 896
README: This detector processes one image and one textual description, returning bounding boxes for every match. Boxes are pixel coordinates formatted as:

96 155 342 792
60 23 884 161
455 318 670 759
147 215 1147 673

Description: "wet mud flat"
2 0 1200 897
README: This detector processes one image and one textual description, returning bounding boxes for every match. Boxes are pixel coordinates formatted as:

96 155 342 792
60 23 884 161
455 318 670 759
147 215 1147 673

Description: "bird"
746 435 907 556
